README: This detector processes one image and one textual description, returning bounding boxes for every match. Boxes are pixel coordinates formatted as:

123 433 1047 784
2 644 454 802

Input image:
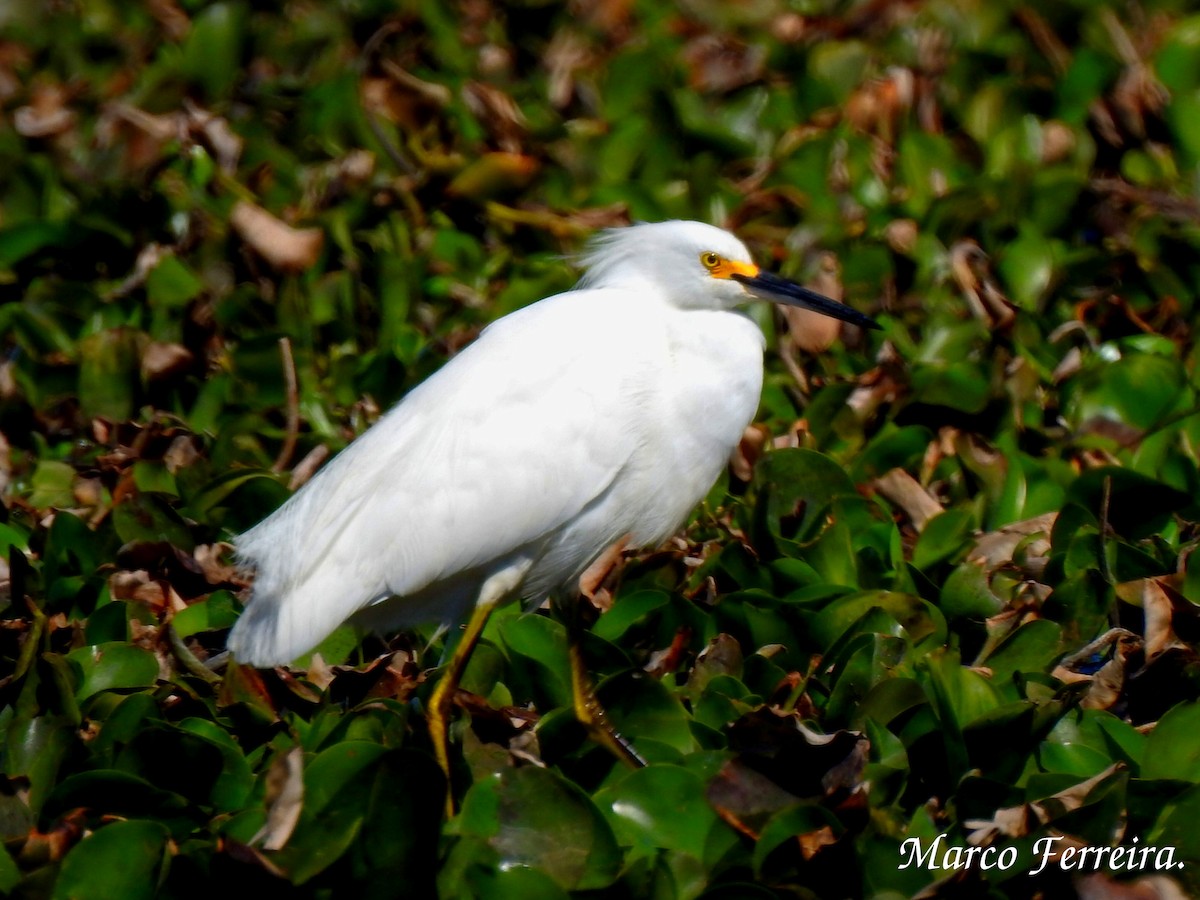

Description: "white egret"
227 219 878 781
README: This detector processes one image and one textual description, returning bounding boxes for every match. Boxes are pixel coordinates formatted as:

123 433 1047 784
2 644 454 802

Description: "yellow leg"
566 604 647 769
428 561 530 816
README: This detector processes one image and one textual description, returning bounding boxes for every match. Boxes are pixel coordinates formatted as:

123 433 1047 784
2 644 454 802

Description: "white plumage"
227 220 875 666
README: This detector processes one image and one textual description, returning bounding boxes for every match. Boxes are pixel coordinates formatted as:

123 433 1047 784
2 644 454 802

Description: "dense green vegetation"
4 0 1200 896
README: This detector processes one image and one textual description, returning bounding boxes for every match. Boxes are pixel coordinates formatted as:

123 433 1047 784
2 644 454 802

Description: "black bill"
733 270 881 330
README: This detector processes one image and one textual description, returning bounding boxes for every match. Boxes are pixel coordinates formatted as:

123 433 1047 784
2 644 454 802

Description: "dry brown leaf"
1140 578 1188 661
146 0 190 39
845 342 904 422
230 201 324 272
1053 344 1085 384
845 67 913 141
186 103 242 173
142 341 194 381
544 30 593 109
731 424 769 482
798 825 839 860
682 33 765 93
950 240 1016 329
1041 120 1077 164
163 435 201 474
970 512 1056 571
14 84 75 138
874 468 944 532
253 747 304 851
109 570 168 610
192 543 239 586
883 218 918 254
1079 653 1130 710
643 626 693 677
462 82 526 153
966 763 1125 845
579 534 629 612
784 253 845 354
1052 629 1142 710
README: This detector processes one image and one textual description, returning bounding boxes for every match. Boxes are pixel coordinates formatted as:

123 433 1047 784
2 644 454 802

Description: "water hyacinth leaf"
42 771 192 831
114 724 227 807
4 715 73 815
752 803 844 878
87 693 158 764
29 461 77 510
146 254 204 308
496 613 571 710
853 677 930 732
452 864 571 900
808 591 945 652
977 619 1063 684
113 493 195 550
600 673 697 757
908 362 990 414
171 591 240 638
1064 468 1190 541
0 845 17 895
457 767 620 891
181 3 245 100
592 590 672 643
1065 350 1188 434
595 765 721 859
757 449 858 544
939 560 1005 620
1143 701 1200 782
164 719 254 810
66 643 159 702
351 749 447 892
78 328 139 421
53 819 168 900
996 228 1062 309
912 509 975 571
274 744 444 886
0 219 70 269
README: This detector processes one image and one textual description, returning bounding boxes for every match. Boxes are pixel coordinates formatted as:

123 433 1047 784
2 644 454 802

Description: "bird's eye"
700 251 722 270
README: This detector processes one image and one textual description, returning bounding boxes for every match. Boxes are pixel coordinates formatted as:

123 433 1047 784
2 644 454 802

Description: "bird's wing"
228 290 652 665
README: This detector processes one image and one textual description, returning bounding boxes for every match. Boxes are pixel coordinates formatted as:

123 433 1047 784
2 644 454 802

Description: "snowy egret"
227 219 878 780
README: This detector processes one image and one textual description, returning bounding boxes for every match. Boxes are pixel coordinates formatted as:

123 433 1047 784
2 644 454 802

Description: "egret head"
577 220 879 330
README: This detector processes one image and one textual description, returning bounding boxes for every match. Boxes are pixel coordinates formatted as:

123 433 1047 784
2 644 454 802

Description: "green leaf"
29 461 77 509
66 643 159 702
0 220 69 268
146 255 203 308
600 673 697 757
977 619 1063 683
912 509 974 571
752 803 843 877
112 493 195 549
595 765 721 858
0 844 18 895
78 328 139 421
171 591 240 638
809 591 945 651
275 744 444 888
4 715 73 815
181 3 245 100
1143 701 1200 781
457 767 621 891
497 614 571 710
54 819 168 900
757 449 858 544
